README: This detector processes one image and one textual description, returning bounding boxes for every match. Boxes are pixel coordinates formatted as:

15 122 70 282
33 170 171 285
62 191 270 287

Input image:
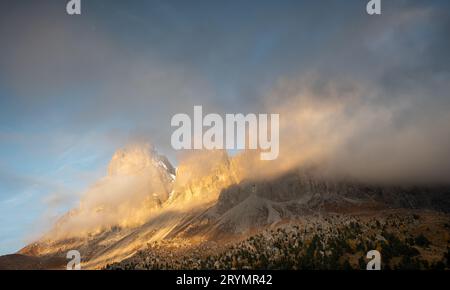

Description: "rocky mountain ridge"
9 145 450 269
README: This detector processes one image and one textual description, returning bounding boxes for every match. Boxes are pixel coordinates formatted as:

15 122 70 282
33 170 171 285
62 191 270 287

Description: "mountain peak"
108 144 174 176
40 144 175 240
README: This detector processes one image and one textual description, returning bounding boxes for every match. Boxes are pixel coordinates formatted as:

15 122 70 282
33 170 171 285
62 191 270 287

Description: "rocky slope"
108 210 450 270
10 145 450 269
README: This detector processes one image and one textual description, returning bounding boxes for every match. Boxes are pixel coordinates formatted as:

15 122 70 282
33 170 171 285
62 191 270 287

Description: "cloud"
259 72 450 184
0 0 449 247
1 0 448 163
45 144 174 239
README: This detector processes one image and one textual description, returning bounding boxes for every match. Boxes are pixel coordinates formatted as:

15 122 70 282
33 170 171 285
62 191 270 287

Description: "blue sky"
0 0 449 254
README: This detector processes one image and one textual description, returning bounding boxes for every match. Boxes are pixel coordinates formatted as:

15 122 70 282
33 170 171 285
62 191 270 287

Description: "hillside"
6 145 450 269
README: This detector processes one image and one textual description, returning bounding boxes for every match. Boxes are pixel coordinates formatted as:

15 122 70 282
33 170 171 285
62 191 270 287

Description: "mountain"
44 144 176 241
0 254 66 270
6 145 450 269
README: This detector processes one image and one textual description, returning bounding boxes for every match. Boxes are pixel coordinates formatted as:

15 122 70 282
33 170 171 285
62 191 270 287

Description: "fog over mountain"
9 141 446 269
0 0 449 265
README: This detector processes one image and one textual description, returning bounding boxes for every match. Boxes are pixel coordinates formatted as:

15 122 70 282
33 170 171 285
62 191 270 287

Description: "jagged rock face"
169 168 450 240
18 147 450 269
37 148 450 242
108 145 175 177
45 144 176 240
108 145 175 199
169 150 237 205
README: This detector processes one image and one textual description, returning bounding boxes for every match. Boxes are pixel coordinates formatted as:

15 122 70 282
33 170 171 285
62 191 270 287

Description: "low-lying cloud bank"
263 74 450 185
43 69 450 239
